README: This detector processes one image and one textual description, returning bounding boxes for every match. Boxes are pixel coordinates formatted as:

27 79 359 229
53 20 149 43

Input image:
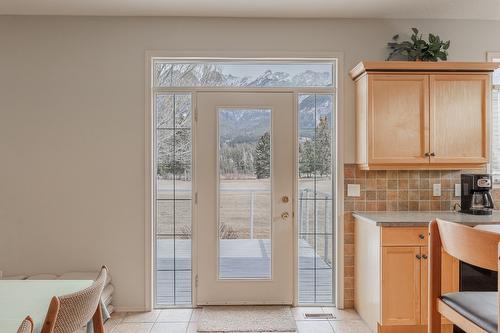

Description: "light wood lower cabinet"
420 247 429 326
354 218 459 333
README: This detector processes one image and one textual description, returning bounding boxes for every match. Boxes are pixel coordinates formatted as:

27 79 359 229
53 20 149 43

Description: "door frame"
145 51 345 309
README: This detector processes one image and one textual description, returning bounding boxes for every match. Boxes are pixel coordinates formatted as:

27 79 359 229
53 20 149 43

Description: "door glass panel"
298 93 335 304
218 108 272 279
155 92 192 306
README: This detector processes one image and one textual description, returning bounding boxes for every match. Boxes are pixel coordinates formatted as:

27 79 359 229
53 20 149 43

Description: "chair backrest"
437 219 500 271
41 266 107 333
17 316 34 333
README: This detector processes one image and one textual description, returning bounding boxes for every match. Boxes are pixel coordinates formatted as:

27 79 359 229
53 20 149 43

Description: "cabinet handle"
422 254 428 260
424 152 430 157
418 234 425 240
416 254 422 260
430 152 436 157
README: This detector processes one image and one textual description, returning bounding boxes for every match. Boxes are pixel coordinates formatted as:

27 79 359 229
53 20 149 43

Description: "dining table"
474 224 500 233
0 279 93 333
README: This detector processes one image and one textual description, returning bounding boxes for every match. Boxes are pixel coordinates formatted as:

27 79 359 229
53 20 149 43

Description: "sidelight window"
488 53 500 185
298 94 335 303
155 93 193 305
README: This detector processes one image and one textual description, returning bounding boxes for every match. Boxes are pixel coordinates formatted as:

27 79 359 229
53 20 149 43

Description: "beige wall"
1 15 500 310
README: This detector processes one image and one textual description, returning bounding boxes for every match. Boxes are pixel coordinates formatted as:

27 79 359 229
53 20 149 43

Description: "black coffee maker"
461 174 495 215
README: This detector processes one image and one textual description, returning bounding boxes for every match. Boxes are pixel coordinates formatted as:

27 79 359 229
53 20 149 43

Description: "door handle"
281 212 289 220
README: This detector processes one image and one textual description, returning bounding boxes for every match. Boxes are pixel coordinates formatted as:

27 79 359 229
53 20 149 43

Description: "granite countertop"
352 211 500 227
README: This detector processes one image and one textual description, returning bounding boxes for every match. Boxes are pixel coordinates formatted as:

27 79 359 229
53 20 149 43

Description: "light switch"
347 184 361 197
433 183 441 197
455 184 461 197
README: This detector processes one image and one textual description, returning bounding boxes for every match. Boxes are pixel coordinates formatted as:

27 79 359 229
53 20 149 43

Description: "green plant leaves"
386 27 450 61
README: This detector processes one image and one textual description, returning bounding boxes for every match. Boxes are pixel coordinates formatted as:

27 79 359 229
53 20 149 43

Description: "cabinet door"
421 248 459 326
429 74 489 165
368 75 429 165
381 246 421 326
421 247 428 325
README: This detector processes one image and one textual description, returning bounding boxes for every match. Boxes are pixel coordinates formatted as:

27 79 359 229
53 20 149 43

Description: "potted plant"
387 28 450 61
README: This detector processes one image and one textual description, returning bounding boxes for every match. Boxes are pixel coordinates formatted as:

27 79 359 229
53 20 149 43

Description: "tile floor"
94 307 371 333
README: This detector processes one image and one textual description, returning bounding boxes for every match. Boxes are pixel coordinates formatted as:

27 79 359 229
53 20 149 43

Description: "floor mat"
198 305 297 332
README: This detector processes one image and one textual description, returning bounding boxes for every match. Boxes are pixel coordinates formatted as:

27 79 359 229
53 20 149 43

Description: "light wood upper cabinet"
350 61 497 170
429 74 489 164
368 75 429 166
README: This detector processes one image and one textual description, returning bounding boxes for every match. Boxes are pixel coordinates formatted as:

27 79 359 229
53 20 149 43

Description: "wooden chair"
40 266 107 333
17 316 34 333
429 219 500 333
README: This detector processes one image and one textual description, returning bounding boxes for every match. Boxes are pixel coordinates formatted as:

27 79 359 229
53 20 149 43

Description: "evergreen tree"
254 132 271 179
316 116 332 176
299 139 315 178
298 116 332 178
157 129 191 180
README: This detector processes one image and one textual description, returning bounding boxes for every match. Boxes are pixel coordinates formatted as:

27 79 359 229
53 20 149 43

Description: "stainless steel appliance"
460 174 494 215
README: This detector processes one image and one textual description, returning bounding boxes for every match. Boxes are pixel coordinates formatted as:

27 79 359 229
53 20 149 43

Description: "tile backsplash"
347 167 458 212
342 164 500 308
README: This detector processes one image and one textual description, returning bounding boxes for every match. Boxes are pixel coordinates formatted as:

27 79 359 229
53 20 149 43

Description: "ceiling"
1 0 500 19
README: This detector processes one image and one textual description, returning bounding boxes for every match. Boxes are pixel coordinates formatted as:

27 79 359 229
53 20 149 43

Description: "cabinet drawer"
381 227 428 246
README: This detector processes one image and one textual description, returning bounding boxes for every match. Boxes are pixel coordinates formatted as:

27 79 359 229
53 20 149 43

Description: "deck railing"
157 184 332 264
298 189 332 266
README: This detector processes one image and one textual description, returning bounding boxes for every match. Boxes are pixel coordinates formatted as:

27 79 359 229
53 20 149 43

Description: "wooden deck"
156 239 333 305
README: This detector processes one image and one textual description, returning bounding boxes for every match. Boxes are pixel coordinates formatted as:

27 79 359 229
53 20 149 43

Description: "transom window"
154 61 334 88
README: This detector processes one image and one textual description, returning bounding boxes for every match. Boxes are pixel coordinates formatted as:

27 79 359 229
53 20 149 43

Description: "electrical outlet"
433 183 441 197
455 184 461 197
347 184 361 197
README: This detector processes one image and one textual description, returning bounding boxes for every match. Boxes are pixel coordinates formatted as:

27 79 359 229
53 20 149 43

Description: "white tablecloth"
0 280 93 333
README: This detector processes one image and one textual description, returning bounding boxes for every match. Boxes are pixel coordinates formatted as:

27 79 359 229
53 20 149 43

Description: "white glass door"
196 92 294 305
